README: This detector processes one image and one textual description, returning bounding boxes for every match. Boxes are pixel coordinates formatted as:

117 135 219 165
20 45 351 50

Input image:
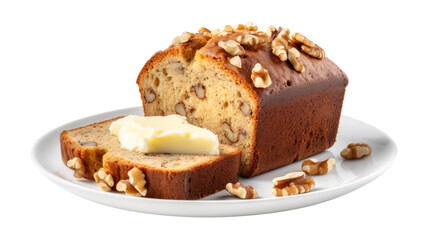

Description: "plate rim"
31 106 397 213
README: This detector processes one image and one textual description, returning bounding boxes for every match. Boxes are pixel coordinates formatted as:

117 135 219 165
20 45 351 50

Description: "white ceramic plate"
32 107 397 217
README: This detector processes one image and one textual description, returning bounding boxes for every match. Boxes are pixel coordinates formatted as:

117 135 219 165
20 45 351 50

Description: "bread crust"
200 36 348 176
102 148 241 200
248 88 345 176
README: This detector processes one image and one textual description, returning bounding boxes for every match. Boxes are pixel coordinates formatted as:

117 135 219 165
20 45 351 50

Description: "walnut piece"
291 32 315 47
239 129 247 139
272 37 288 61
198 27 212 38
235 32 268 46
301 158 336 175
78 141 97 147
245 21 258 31
221 121 238 143
128 167 147 196
210 28 220 35
277 28 291 41
272 172 315 196
210 25 234 37
144 89 156 103
218 40 245 56
170 61 184 74
239 101 251 116
233 24 246 32
226 182 258 199
66 157 85 178
301 44 325 59
193 83 206 99
291 32 325 59
269 27 291 62
251 63 272 88
222 25 234 33
265 25 276 39
172 32 193 45
288 48 305 73
229 56 242 68
341 143 372 159
116 180 142 197
175 102 187 116
233 22 258 32
94 168 114 192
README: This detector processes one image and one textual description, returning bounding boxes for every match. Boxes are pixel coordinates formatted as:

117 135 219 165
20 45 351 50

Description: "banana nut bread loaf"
60 117 241 199
137 22 349 177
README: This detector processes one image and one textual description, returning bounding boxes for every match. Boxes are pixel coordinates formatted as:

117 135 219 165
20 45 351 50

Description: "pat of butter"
109 115 220 155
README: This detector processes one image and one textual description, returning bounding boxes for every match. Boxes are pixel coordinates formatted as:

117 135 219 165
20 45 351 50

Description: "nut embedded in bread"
137 23 348 177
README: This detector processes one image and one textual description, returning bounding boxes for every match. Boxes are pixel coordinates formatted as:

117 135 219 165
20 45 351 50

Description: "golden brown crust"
103 148 241 199
247 88 345 177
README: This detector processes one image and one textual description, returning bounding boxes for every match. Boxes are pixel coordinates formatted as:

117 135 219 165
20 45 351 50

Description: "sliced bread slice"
60 117 241 199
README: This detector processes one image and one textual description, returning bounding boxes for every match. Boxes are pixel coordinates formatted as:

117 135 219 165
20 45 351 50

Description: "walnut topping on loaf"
218 40 245 56
193 23 325 77
172 32 194 45
235 32 269 46
288 48 305 73
198 27 212 39
251 63 272 88
229 56 242 68
265 25 277 38
292 32 325 59
272 37 288 62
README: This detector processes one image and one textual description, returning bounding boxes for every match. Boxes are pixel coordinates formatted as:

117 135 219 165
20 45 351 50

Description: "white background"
1 0 428 239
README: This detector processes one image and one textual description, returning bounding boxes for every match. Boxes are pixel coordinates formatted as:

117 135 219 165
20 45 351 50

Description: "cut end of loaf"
138 52 258 175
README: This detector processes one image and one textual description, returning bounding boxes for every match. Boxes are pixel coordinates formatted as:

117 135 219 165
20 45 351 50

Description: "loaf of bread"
60 117 241 199
137 23 349 177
